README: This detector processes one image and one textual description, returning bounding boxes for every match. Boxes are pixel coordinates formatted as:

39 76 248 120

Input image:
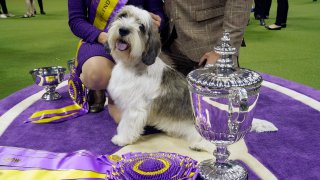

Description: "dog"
106 5 209 151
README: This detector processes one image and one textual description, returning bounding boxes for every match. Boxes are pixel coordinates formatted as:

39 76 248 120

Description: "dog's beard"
109 31 145 65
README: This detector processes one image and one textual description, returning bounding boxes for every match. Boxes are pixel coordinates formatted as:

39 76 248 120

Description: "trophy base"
198 159 248 180
42 92 61 101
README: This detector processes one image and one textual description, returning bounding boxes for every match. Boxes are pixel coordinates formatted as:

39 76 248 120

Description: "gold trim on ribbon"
0 169 106 180
29 104 82 119
32 112 78 124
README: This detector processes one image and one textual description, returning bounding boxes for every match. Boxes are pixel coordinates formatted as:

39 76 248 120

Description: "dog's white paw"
189 139 214 152
251 118 278 133
111 134 132 146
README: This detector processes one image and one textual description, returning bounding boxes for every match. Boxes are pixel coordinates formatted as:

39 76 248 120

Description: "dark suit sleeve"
222 0 252 52
144 0 166 31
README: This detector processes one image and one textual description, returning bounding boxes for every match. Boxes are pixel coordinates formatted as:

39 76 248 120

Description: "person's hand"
98 32 108 45
199 51 220 66
149 12 161 28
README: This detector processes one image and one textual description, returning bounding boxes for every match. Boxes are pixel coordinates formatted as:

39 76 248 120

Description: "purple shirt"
68 0 165 43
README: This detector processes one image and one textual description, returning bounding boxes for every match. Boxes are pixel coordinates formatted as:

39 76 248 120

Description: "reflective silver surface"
67 59 75 72
199 159 247 180
29 66 66 100
187 32 262 180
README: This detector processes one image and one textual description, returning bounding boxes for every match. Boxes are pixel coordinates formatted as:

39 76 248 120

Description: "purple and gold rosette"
104 152 199 180
68 71 89 112
0 147 199 180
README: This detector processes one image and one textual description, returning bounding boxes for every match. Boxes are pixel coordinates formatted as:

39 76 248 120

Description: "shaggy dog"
106 6 208 150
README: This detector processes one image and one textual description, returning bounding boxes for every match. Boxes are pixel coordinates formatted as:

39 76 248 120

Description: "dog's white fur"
107 6 209 151
251 118 278 133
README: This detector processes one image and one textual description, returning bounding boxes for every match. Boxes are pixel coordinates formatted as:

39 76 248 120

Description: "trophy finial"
214 31 237 69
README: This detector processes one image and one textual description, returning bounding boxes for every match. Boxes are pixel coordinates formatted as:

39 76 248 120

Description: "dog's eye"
118 13 127 18
139 24 146 33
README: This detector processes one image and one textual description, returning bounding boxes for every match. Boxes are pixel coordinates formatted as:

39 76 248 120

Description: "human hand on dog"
97 32 108 45
149 12 161 28
199 51 220 66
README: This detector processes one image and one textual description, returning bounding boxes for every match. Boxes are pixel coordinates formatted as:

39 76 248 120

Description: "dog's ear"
141 26 161 66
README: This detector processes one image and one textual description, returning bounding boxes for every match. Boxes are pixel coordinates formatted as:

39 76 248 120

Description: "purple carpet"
0 74 319 179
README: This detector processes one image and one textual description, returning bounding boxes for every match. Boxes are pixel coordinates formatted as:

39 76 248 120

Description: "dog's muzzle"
116 27 130 51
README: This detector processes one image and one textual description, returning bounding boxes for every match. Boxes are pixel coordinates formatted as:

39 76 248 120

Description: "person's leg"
37 0 45 14
80 56 116 113
253 0 262 19
108 98 121 124
266 0 287 30
0 0 8 14
80 56 113 90
24 0 31 17
265 0 272 18
23 0 34 17
281 0 289 25
30 0 35 16
161 42 198 76
275 0 285 26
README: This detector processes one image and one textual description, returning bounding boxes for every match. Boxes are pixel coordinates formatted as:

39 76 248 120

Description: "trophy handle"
228 88 248 133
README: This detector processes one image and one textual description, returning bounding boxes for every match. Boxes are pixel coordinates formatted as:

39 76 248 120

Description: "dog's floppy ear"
141 26 161 66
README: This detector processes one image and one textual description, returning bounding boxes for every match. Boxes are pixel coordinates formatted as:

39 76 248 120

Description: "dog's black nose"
119 28 130 37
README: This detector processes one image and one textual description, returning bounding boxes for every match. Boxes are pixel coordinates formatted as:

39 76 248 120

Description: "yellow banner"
0 169 106 180
29 104 82 119
93 0 119 30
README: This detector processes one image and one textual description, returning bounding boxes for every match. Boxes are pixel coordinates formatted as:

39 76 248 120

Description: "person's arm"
144 0 166 31
68 0 104 43
199 0 252 66
223 0 252 51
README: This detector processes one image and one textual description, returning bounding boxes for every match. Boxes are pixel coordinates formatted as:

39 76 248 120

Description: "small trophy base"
199 159 248 180
41 92 61 101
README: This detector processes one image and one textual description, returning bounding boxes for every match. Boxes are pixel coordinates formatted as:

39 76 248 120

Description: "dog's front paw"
111 134 132 146
251 118 278 133
189 139 215 153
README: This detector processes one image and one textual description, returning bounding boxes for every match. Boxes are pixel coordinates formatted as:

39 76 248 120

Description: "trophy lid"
187 32 263 97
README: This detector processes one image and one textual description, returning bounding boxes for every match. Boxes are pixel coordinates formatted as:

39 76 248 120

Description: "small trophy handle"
228 88 248 133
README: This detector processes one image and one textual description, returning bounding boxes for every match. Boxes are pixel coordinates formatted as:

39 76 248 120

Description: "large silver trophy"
30 66 66 100
187 32 263 179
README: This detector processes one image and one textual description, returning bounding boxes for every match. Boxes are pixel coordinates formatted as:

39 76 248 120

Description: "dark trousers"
38 0 44 12
161 43 199 76
254 0 272 19
0 0 8 14
161 27 200 76
275 0 289 25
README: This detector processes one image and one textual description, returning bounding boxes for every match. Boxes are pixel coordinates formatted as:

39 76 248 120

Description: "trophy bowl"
29 66 66 100
187 32 262 180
